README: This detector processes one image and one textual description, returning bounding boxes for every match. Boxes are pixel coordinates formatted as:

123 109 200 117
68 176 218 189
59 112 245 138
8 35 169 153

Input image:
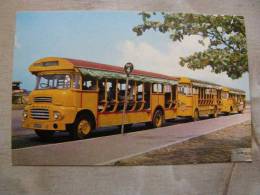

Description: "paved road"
12 110 194 149
12 108 250 165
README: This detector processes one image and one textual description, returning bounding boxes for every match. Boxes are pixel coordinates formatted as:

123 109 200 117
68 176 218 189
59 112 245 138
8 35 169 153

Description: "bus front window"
178 85 192 96
36 74 71 89
221 92 229 99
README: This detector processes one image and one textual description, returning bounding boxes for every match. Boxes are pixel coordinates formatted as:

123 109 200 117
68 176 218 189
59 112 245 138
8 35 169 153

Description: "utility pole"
121 62 134 134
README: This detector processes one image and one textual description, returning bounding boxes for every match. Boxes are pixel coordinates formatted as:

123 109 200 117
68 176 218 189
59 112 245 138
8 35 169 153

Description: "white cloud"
15 35 21 49
117 35 250 98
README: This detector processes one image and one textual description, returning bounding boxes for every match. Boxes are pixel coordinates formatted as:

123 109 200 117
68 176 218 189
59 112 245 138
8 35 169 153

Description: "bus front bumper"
22 119 67 131
221 105 230 113
22 105 77 131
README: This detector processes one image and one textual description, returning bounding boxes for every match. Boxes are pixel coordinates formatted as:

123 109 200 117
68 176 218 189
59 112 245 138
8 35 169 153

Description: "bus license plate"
34 124 42 129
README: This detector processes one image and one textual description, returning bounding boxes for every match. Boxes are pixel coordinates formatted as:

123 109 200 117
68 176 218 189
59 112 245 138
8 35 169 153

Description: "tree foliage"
133 12 248 79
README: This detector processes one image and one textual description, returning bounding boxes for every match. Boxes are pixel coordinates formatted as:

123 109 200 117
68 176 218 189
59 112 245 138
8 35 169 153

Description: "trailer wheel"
152 109 164 128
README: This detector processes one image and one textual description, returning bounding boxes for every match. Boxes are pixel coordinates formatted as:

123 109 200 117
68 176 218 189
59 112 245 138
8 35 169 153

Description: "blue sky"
13 11 250 99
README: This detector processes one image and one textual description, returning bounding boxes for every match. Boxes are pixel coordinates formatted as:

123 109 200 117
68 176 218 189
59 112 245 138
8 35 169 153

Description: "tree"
133 12 248 79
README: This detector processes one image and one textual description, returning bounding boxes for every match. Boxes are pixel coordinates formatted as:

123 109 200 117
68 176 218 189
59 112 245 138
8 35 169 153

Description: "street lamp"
124 62 134 76
121 62 134 134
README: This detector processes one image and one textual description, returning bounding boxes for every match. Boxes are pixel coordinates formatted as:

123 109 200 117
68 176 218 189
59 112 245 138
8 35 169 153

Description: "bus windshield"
178 84 192 96
36 74 71 89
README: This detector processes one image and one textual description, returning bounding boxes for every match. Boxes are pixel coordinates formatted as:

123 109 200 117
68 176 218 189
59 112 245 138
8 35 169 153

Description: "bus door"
81 76 99 114
192 86 199 110
164 84 177 109
177 84 193 116
221 90 230 113
151 83 164 110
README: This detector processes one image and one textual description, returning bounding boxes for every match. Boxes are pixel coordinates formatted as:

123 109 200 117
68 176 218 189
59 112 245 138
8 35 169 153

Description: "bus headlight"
23 110 28 119
53 111 62 120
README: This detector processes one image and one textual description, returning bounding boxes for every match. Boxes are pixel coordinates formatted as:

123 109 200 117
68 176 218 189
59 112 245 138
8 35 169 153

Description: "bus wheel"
35 130 55 139
152 109 164 128
73 116 93 139
193 109 200 121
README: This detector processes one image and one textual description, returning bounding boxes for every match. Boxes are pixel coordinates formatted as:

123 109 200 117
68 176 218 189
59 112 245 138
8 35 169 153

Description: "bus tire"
152 109 164 128
35 130 55 140
193 109 200 121
72 115 93 139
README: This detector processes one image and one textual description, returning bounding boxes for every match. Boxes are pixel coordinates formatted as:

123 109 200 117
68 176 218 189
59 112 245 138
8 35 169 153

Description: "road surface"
12 110 193 149
12 108 251 165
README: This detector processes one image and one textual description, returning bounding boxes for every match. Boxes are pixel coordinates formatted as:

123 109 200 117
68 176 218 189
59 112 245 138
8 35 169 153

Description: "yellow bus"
221 87 246 114
176 77 222 120
22 57 178 139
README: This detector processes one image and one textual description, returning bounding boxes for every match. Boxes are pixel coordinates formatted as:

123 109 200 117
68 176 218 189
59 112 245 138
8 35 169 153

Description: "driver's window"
37 74 71 89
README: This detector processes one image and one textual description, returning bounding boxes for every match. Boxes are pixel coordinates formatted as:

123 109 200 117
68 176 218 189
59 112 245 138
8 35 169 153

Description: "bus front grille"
30 108 50 120
34 97 52 103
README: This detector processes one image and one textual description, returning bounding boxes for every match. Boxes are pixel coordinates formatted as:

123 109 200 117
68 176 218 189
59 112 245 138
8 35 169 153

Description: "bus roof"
29 57 178 85
178 77 222 88
178 77 245 94
29 57 177 80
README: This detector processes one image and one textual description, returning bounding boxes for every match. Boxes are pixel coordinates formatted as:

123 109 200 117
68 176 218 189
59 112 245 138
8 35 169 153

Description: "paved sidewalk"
12 111 250 165
227 142 260 195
